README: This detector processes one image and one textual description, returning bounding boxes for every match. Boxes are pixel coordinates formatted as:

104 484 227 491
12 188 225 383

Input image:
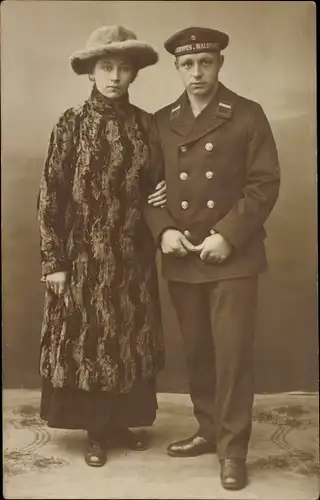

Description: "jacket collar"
169 83 239 144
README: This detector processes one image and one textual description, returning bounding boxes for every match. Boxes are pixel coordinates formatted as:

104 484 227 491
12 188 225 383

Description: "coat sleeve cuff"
212 221 241 249
41 259 69 277
143 204 177 245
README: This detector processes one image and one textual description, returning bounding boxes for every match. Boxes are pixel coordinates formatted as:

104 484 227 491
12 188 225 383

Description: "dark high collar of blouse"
88 84 133 118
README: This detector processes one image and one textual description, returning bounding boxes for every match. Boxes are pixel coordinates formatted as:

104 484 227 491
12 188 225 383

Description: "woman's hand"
45 271 68 295
148 180 167 207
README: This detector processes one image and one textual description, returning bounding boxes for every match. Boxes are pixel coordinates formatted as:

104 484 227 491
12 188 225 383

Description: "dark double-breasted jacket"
144 82 280 283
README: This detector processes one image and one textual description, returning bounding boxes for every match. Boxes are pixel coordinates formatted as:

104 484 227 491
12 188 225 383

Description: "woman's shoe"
85 434 107 467
113 428 149 451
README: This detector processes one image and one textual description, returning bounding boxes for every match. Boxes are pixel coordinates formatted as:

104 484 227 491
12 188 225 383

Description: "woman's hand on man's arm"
147 180 167 207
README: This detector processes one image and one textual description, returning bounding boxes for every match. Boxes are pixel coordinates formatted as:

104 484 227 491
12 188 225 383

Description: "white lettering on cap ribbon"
195 42 215 50
175 44 193 54
174 42 220 55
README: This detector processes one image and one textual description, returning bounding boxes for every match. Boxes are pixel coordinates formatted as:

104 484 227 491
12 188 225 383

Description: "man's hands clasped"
149 182 232 263
161 229 232 263
194 233 232 263
160 229 195 257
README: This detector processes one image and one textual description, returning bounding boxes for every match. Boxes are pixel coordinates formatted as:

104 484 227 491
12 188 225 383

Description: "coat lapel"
169 93 195 136
170 83 239 146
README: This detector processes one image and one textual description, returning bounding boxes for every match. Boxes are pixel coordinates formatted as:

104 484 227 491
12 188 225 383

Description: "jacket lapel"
173 83 239 146
169 93 195 136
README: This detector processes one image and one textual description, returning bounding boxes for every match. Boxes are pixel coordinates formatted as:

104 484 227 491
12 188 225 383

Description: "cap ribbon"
174 42 220 55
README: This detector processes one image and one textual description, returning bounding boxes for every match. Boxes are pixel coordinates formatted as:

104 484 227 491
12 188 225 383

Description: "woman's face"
92 55 136 99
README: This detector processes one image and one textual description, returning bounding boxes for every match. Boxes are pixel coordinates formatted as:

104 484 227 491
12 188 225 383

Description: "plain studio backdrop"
2 1 317 393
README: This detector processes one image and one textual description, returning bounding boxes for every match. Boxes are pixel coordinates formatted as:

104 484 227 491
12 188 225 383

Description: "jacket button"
205 142 214 151
207 200 215 209
209 229 216 235
181 201 189 210
205 171 214 179
180 172 188 180
184 230 191 238
180 145 188 153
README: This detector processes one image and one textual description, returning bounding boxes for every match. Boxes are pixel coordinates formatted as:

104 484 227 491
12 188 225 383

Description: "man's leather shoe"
220 458 247 490
167 434 216 457
85 436 107 467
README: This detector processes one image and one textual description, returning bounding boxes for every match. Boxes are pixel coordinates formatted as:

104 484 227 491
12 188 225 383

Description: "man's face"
92 55 136 99
175 52 223 96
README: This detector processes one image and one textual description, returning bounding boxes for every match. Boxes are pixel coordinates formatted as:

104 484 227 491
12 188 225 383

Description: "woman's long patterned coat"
38 87 164 394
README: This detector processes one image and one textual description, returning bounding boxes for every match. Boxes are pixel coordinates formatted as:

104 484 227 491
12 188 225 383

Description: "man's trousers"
168 276 259 459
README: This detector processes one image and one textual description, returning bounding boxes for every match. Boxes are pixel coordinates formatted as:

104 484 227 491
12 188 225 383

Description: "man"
144 27 280 490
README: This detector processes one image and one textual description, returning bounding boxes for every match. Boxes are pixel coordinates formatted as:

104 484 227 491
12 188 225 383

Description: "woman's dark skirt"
40 377 158 433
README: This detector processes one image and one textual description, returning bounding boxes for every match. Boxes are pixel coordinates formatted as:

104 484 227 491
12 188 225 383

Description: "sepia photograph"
2 1 318 499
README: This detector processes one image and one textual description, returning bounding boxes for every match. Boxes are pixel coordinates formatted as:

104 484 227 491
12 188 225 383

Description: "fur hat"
70 25 159 74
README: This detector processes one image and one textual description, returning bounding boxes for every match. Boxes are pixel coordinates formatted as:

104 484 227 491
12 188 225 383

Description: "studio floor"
3 390 319 499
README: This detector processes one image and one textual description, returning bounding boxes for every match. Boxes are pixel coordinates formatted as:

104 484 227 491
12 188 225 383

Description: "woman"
38 25 166 467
